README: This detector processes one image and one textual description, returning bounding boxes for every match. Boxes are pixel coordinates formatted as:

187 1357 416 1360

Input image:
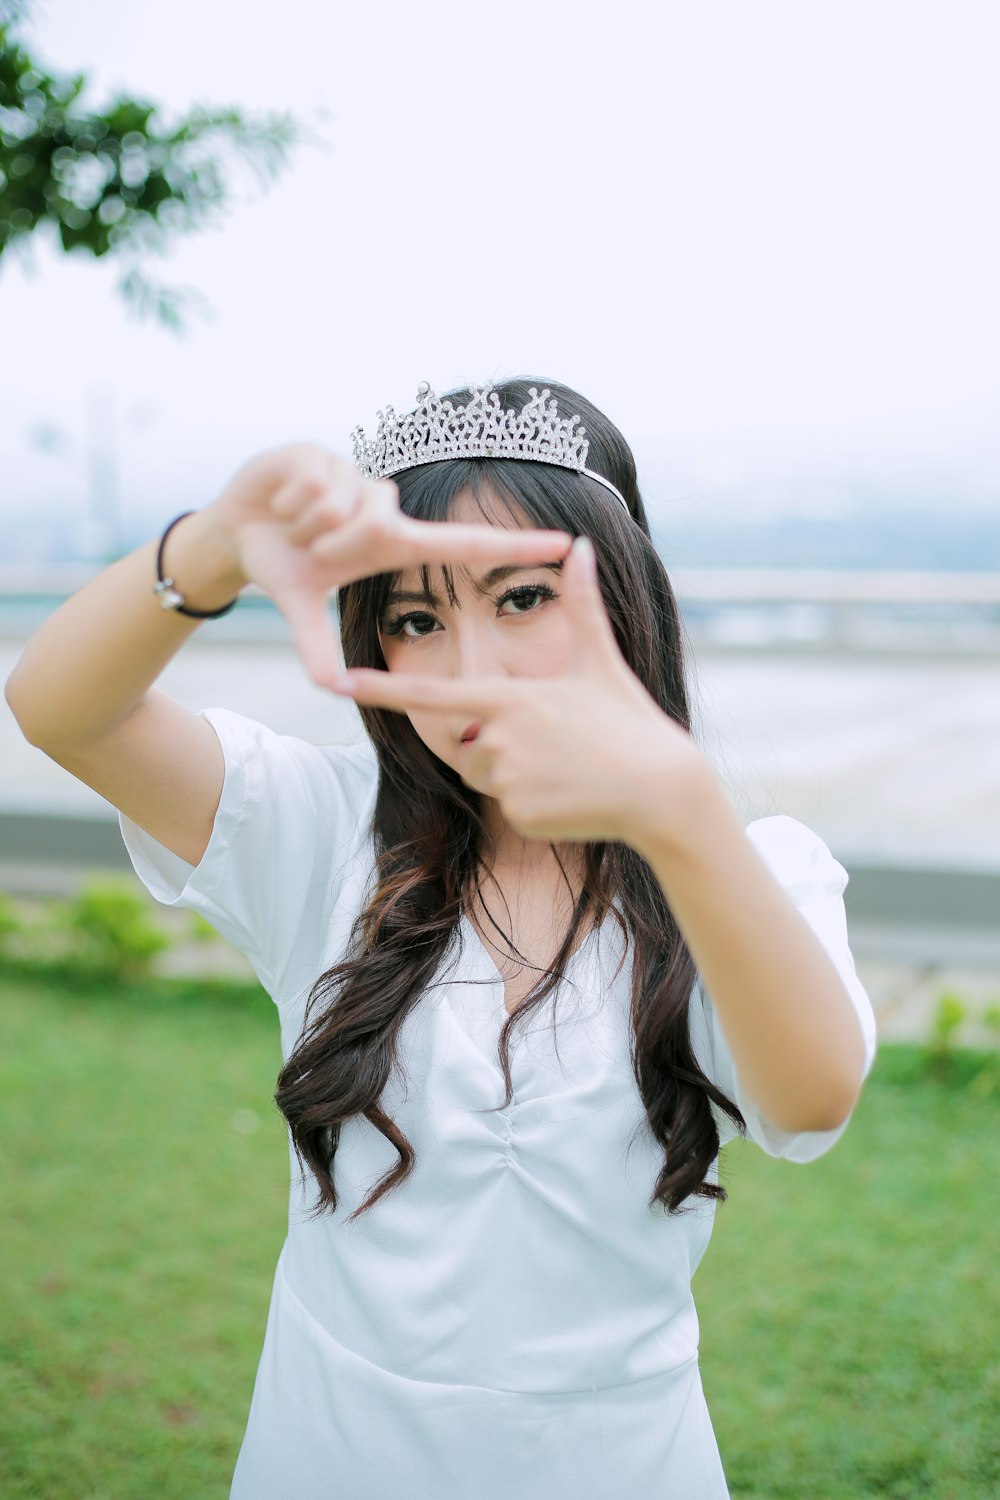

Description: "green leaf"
0 23 313 325
101 96 157 138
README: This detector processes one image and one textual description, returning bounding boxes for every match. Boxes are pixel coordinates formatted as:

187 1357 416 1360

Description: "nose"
447 621 506 681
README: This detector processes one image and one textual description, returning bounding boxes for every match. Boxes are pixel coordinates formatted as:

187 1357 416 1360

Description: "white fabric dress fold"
119 707 878 1500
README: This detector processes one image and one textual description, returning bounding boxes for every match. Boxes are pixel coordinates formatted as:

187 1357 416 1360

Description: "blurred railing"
2 567 1000 653
671 569 1000 654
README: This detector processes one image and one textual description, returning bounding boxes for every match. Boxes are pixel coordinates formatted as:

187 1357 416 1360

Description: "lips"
460 722 481 746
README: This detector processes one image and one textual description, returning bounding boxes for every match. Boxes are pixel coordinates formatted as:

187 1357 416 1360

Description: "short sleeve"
689 814 878 1164
117 707 379 997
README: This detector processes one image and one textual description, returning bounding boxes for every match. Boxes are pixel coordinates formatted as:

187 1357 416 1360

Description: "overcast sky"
2 0 998 559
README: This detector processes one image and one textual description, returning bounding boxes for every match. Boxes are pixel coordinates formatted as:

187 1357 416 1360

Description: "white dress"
119 707 878 1500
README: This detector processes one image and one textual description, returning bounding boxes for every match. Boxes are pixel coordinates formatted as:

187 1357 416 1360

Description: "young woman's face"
377 489 575 780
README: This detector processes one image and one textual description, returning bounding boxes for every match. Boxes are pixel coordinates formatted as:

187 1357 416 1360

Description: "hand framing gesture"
331 537 704 849
211 444 575 687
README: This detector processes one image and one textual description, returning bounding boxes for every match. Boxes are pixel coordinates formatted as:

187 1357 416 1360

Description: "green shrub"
928 991 966 1054
188 911 220 945
921 991 1000 1094
0 891 23 945
55 876 171 981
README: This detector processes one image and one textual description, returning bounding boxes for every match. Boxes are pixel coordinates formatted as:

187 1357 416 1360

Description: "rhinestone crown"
351 383 629 512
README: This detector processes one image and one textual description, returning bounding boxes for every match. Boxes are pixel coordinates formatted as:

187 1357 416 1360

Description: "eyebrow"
385 560 564 609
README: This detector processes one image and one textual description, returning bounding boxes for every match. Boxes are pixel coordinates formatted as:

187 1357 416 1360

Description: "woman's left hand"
330 536 709 848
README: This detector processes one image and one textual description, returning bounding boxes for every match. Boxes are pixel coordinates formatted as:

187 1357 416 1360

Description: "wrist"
623 739 729 866
158 508 249 611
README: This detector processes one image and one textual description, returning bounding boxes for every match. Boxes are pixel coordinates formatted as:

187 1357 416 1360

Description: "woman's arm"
6 445 573 866
5 508 246 865
5 508 247 750
628 754 867 1134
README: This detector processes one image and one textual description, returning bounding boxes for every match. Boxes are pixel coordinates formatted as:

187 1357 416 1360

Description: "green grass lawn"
696 1045 1000 1498
1 967 997 1499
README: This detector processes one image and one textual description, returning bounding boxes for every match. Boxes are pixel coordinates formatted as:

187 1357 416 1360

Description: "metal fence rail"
5 570 998 654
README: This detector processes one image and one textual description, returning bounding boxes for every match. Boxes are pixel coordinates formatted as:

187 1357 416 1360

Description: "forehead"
391 485 533 593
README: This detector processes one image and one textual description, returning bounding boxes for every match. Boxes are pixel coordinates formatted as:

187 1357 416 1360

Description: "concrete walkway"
854 955 998 1049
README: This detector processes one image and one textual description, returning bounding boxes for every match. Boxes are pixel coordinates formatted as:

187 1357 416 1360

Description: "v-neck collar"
458 911 601 1014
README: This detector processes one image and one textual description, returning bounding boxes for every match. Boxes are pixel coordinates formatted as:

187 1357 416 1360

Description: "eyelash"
382 583 558 640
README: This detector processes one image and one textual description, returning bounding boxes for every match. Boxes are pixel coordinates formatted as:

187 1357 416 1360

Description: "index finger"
392 516 574 567
329 669 524 717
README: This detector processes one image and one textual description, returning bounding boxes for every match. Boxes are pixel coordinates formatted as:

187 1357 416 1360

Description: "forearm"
5 508 247 749
629 756 867 1133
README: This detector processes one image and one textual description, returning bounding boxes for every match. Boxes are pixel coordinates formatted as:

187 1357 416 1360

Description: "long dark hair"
274 377 746 1223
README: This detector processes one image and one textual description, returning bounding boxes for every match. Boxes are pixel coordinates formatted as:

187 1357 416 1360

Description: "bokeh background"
3 0 998 986
2 2 999 1496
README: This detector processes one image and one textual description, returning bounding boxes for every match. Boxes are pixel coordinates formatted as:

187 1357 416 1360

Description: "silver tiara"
351 382 630 512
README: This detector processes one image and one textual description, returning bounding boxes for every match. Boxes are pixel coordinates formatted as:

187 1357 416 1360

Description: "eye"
497 583 557 615
381 582 558 642
382 611 438 640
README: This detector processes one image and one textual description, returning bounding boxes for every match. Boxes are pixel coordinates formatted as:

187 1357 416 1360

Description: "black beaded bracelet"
152 511 240 619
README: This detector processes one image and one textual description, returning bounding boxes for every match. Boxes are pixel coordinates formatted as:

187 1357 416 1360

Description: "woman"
5 377 877 1499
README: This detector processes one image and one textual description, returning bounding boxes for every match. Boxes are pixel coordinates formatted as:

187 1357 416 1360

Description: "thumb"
563 536 621 670
271 586 344 689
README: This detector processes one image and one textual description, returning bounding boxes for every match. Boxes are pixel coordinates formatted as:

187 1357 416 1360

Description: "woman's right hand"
208 443 574 688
